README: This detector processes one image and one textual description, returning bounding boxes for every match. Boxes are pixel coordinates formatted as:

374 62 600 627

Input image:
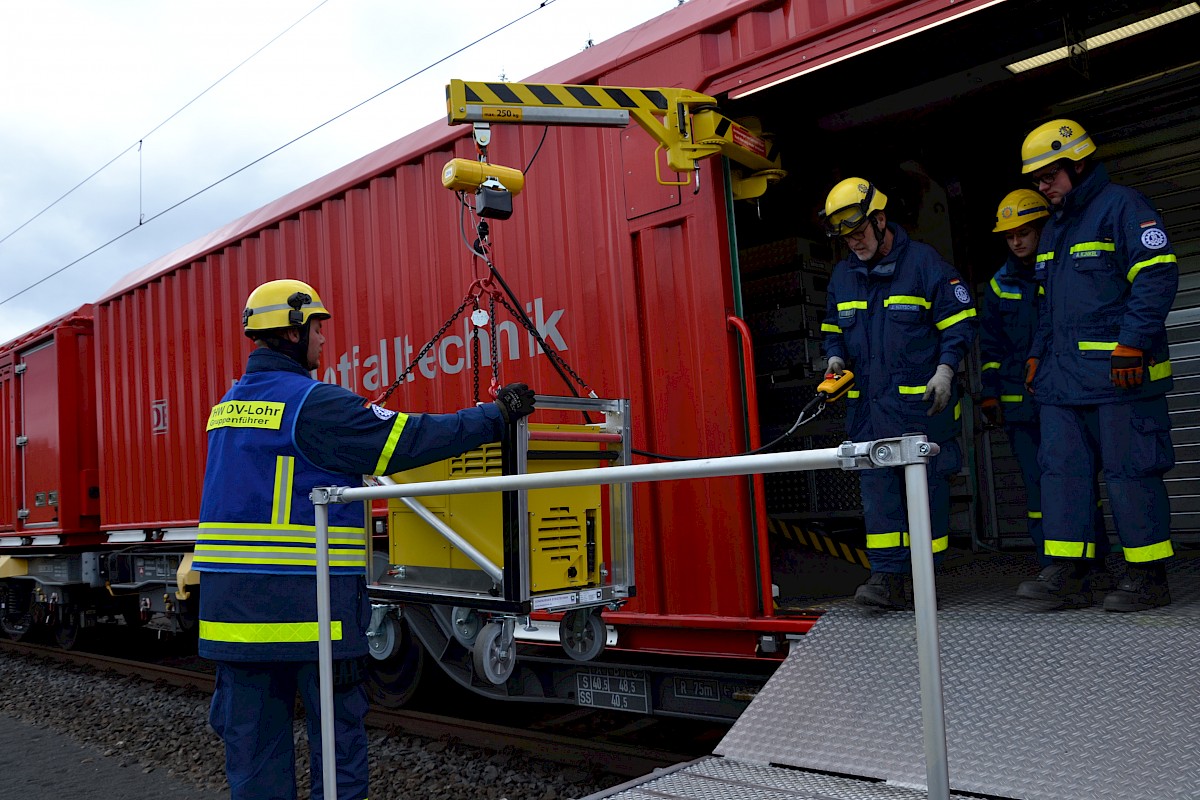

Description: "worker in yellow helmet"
196 278 536 800
818 177 978 610
981 190 1112 600
1019 119 1178 612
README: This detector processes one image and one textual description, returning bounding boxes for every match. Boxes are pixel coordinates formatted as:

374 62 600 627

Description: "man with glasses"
1019 119 1178 611
819 177 977 610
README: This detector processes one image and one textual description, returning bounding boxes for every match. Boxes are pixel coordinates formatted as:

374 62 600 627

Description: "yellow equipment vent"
448 445 502 477
387 424 607 594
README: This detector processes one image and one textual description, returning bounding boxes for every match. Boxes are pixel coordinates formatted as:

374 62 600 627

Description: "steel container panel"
0 356 13 532
94 0 978 640
0 309 99 540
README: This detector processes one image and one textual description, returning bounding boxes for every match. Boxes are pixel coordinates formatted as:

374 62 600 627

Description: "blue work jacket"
822 223 978 444
1030 164 1178 405
979 256 1042 424
196 348 505 662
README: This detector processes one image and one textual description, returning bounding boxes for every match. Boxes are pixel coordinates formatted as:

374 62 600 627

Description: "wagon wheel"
54 610 85 650
0 586 33 641
365 614 428 709
559 609 606 662
0 613 31 641
121 600 146 629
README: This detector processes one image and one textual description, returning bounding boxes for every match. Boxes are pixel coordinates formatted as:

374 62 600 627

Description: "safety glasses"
820 203 868 237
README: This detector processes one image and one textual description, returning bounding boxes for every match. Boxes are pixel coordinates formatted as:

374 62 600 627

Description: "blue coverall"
979 256 1108 565
823 223 978 572
196 348 505 800
1029 163 1178 565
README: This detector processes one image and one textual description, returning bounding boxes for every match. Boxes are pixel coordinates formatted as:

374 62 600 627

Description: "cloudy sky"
0 0 681 343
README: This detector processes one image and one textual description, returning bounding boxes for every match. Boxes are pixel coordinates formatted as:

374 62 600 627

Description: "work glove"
1110 345 1145 389
1024 358 1039 394
825 356 846 378
923 364 954 416
980 397 1003 428
494 382 536 424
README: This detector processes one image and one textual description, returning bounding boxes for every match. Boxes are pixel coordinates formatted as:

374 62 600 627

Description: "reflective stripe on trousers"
1038 399 1174 561
859 439 960 572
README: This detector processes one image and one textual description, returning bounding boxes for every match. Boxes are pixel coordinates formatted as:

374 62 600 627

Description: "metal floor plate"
582 756 983 800
714 553 1200 800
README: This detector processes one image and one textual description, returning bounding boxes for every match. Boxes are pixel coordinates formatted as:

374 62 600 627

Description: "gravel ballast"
0 650 625 800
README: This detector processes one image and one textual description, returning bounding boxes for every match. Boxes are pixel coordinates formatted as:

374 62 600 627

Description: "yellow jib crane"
443 78 785 210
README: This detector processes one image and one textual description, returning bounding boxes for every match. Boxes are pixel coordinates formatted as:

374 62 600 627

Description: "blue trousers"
859 439 959 573
1038 399 1174 562
210 661 370 800
1007 421 1108 567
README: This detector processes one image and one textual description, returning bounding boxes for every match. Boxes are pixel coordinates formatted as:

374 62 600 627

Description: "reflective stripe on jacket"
1030 164 1178 404
196 357 381 662
979 255 1041 424
197 368 375 575
822 223 978 443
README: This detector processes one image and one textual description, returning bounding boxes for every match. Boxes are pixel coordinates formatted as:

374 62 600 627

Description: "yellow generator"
386 422 610 598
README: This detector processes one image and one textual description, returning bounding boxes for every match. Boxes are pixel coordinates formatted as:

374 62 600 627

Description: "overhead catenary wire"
0 0 333 249
0 0 566 308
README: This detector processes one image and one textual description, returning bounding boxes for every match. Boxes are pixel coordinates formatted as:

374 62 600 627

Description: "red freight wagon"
5 0 1195 717
82 0 1080 719
91 103 797 716
0 309 112 647
0 309 100 542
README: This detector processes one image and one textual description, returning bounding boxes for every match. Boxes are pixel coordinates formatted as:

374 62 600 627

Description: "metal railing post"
313 500 337 800
904 460 950 800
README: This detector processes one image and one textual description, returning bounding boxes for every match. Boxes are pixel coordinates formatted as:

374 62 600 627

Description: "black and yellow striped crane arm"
446 79 784 200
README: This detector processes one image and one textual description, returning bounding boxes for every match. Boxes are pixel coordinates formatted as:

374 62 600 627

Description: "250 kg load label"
207 401 286 430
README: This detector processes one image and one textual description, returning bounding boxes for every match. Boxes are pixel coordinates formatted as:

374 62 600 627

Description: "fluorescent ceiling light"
730 0 1006 99
1006 3 1200 73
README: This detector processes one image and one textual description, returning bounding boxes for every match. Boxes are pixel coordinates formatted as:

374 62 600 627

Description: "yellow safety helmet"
1020 119 1096 174
242 279 331 337
992 189 1051 233
819 178 887 237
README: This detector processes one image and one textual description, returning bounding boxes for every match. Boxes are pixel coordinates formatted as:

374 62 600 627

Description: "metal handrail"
309 434 952 800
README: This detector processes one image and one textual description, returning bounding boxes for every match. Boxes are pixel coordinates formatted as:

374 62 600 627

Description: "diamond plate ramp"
716 564 1200 800
585 756 986 800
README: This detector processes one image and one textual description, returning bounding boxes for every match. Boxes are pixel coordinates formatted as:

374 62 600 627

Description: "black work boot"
1103 562 1171 612
1016 560 1093 609
854 572 906 611
1087 565 1118 594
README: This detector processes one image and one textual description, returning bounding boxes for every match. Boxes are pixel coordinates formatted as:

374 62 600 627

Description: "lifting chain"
373 215 595 409
373 278 502 408
489 287 591 397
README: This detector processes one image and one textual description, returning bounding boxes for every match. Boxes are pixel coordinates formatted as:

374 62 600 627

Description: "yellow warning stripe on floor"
769 517 870 569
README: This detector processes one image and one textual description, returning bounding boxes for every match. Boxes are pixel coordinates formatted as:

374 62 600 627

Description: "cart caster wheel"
367 612 400 660
559 609 606 662
451 606 482 648
473 620 516 685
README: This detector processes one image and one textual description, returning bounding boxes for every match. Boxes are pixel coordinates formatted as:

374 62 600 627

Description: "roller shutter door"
981 63 1200 544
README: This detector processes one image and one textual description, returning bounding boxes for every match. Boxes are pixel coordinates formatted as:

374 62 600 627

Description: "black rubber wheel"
559 609 606 662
